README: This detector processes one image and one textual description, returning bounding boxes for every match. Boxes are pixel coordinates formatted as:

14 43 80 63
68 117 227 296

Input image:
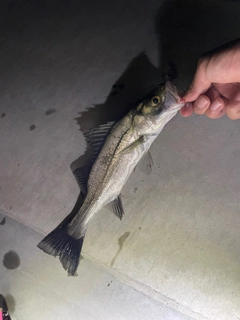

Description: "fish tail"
38 226 85 276
38 191 86 275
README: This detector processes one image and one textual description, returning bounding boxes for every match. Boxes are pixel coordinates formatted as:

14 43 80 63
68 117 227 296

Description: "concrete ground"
0 214 193 320
1 0 240 319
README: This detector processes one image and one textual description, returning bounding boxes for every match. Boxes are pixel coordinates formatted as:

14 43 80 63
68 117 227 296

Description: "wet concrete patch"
107 280 113 287
29 124 36 131
111 231 130 266
112 84 125 90
3 251 21 270
111 83 125 96
45 108 57 116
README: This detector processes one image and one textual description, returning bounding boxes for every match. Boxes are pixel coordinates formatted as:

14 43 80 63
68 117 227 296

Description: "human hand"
181 41 240 120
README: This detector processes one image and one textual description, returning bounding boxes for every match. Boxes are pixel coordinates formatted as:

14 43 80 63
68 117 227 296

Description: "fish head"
135 81 185 135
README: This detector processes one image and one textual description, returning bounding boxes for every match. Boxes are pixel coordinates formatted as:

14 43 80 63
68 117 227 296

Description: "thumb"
183 58 212 102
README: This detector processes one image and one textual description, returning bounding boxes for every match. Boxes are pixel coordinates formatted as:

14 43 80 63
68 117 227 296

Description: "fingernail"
196 96 208 109
210 100 222 111
185 102 191 108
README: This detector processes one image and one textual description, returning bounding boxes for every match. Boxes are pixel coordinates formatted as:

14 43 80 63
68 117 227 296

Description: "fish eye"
151 96 160 106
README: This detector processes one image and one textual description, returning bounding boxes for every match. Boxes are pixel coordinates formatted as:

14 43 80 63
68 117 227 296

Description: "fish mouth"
164 81 184 111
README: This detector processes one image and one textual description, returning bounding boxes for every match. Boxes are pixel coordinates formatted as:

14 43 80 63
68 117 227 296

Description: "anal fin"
105 195 124 220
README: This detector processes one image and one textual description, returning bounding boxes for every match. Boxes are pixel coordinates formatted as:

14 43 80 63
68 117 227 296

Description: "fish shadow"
71 52 162 172
75 52 162 132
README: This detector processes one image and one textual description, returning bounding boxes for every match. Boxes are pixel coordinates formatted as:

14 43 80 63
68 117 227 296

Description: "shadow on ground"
67 0 240 224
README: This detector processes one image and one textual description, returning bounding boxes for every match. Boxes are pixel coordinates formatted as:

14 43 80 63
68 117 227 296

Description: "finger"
183 57 212 102
206 86 221 101
180 102 194 117
192 95 210 114
206 107 225 119
213 83 240 100
205 96 226 119
225 93 240 120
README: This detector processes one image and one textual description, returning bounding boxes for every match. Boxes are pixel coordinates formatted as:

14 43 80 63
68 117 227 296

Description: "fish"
37 81 184 276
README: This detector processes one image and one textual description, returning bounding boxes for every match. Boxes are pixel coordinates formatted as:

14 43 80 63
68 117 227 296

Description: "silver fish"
38 81 184 275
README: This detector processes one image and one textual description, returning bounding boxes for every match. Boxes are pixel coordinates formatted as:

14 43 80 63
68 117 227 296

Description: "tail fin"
37 227 84 276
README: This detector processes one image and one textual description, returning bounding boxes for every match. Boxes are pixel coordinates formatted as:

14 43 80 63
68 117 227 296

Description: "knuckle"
226 104 240 120
198 56 210 70
198 57 205 66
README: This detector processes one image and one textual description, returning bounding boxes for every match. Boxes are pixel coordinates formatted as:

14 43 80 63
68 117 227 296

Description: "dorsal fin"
84 122 115 162
72 122 115 194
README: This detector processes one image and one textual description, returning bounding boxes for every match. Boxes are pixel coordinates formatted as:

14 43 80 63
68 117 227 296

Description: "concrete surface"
0 214 194 320
1 0 240 319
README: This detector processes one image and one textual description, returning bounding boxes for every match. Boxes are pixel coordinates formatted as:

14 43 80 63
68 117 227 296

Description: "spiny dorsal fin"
73 122 115 194
105 195 124 220
84 122 115 162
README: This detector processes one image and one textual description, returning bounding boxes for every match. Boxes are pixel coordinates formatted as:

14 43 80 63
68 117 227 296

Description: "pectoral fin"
121 135 145 153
